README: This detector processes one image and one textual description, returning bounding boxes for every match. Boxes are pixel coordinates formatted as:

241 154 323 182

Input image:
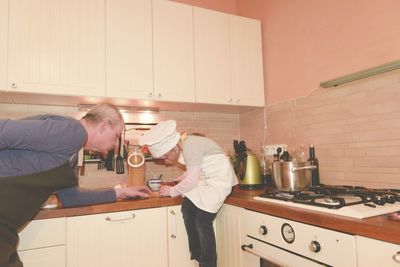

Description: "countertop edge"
32 188 400 245
34 196 183 220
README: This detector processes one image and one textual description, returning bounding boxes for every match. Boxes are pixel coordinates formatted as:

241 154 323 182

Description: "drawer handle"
393 251 400 263
105 214 135 221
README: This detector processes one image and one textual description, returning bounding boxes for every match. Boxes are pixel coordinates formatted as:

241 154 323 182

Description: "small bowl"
147 179 162 191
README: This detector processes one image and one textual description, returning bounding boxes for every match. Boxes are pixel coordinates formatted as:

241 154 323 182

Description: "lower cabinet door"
216 204 245 267
18 246 66 267
356 236 400 267
167 205 197 267
66 208 168 267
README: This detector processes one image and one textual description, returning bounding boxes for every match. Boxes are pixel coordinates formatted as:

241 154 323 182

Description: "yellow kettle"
235 152 264 190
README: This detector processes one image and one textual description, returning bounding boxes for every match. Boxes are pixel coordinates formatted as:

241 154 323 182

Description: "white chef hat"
138 120 181 158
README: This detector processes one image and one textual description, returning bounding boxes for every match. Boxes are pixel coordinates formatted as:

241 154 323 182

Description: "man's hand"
115 186 151 200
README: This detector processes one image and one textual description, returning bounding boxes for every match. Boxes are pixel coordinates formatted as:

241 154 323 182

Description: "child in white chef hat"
139 120 238 267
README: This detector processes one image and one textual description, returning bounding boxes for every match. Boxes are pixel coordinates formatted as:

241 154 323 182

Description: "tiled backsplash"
6 69 399 190
0 104 239 188
240 70 400 188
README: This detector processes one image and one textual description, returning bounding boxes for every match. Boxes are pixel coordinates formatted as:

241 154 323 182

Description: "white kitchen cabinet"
193 7 232 105
194 8 265 107
230 15 265 107
152 0 196 103
106 0 153 100
356 236 400 267
0 0 7 92
7 0 106 97
167 205 198 267
66 208 168 267
216 204 246 267
18 217 66 267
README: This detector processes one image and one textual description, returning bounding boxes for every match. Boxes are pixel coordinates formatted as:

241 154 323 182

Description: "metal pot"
271 161 317 191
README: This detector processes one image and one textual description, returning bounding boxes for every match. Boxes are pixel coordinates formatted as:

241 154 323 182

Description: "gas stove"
254 185 400 219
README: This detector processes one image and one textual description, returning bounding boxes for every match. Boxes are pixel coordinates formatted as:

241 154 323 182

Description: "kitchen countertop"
35 193 183 220
33 187 400 245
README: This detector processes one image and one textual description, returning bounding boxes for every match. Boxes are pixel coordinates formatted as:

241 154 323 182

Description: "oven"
241 209 358 267
241 185 400 267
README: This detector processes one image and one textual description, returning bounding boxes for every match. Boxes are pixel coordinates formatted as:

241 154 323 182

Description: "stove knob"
309 240 321 253
393 251 400 263
373 196 385 205
384 195 396 204
258 225 268 235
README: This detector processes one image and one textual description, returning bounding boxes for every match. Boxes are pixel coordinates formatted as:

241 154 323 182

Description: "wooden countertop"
34 193 183 220
33 187 400 245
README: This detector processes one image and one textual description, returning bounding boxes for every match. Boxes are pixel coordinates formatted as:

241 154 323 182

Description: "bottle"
280 147 291 162
260 147 273 187
308 144 320 186
297 144 308 162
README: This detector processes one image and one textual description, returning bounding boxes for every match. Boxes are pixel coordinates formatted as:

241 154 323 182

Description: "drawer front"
18 217 66 250
19 245 65 267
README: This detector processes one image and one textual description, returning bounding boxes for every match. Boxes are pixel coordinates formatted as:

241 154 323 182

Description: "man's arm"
57 186 117 208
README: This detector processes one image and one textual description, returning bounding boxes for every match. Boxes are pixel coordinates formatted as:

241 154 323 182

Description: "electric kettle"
233 140 264 190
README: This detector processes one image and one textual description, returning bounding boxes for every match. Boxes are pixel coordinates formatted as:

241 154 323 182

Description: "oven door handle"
241 243 263 258
241 243 287 266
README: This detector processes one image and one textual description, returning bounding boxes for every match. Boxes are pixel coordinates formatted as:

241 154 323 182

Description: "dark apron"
0 161 77 267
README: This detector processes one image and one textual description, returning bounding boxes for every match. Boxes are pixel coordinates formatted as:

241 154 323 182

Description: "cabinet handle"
236 98 240 104
393 251 400 263
105 214 135 222
148 92 152 98
158 93 162 98
170 210 176 238
11 83 17 89
228 98 233 103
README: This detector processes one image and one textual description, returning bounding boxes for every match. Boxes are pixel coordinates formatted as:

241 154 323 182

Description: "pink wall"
171 0 236 13
236 0 400 105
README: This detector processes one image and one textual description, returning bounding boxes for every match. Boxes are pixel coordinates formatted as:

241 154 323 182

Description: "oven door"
242 236 330 267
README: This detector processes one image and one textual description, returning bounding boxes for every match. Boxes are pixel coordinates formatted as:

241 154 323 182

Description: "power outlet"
262 144 288 156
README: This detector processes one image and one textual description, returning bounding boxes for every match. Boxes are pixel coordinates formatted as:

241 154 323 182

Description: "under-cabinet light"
78 104 159 113
320 60 400 88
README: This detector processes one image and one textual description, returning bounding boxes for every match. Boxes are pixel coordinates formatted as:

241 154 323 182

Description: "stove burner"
259 185 400 209
275 193 295 200
323 197 341 204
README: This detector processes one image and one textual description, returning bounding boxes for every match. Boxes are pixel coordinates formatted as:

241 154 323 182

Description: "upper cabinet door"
106 0 153 100
8 0 106 97
194 7 231 105
230 15 265 107
152 0 195 103
0 0 7 92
